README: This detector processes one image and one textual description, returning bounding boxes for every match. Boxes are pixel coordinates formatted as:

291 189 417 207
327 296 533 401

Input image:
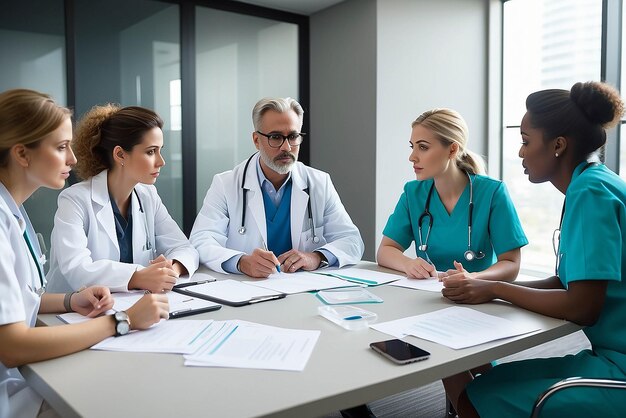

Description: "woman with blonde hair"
378 108 527 282
0 89 168 418
46 104 198 293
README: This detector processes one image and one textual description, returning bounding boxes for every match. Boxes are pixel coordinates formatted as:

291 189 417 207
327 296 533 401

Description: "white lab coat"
190 153 364 273
0 183 44 418
46 170 199 293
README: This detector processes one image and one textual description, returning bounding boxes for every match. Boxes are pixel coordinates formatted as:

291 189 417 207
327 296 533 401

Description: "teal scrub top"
466 162 626 418
558 162 626 371
383 175 527 272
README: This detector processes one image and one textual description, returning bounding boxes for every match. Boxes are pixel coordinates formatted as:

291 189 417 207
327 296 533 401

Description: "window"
502 0 602 275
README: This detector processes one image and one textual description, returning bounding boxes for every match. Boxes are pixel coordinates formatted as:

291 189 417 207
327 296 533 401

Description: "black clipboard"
172 279 286 307
167 290 222 318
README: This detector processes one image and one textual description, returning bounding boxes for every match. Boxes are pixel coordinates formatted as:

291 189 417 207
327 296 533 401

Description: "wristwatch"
316 251 329 269
113 311 131 337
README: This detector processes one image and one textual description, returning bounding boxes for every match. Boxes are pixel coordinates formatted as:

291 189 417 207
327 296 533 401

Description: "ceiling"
234 0 345 15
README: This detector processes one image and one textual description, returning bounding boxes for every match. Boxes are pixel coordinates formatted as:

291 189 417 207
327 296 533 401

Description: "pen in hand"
262 241 281 273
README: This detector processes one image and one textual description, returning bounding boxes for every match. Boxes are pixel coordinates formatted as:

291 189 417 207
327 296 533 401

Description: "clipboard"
163 290 222 319
172 279 286 307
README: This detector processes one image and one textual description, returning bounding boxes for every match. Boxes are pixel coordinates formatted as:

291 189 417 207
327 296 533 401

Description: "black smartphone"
370 339 430 364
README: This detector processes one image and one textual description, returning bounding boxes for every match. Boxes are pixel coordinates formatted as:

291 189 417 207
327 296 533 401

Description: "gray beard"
259 150 296 175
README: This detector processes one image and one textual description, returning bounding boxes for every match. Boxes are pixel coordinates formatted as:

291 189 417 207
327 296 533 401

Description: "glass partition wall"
0 0 306 253
195 7 299 208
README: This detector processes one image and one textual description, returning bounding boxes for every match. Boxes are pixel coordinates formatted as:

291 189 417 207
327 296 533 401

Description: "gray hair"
252 97 304 131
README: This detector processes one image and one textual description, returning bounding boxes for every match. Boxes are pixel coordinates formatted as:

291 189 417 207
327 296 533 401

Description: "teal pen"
343 315 363 320
262 241 281 272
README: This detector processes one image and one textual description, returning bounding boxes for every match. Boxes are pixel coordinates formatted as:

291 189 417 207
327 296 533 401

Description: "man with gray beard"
191 97 364 278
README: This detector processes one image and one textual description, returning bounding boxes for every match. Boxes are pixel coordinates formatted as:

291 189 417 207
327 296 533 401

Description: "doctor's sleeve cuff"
316 249 338 267
222 254 244 274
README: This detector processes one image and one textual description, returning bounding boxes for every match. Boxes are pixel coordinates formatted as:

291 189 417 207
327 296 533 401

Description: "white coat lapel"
290 165 308 250
246 155 267 245
92 171 119 254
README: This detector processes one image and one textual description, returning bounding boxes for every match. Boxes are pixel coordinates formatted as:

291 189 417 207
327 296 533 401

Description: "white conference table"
22 263 580 418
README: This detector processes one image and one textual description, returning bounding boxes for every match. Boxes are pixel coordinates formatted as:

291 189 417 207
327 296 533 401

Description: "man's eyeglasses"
256 131 306 148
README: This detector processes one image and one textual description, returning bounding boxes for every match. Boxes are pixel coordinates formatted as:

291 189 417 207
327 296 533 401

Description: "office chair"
530 376 626 418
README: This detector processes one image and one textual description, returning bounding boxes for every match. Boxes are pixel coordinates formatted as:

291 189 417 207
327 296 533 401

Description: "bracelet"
63 291 77 312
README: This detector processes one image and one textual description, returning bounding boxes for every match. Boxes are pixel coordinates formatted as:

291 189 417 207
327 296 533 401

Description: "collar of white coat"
0 180 27 232
90 170 111 207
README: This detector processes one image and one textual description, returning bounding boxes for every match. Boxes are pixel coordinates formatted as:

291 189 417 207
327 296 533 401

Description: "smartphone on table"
370 339 430 365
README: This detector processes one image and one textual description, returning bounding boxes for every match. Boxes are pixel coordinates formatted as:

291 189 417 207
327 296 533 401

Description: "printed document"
246 271 354 294
91 320 214 353
390 277 444 293
184 320 320 371
371 306 540 349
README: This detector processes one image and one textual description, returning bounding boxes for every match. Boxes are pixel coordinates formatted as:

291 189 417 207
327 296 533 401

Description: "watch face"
114 311 130 336
116 321 130 336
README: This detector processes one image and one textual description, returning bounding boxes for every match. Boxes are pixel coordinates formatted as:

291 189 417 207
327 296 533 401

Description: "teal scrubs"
467 162 626 417
383 175 527 272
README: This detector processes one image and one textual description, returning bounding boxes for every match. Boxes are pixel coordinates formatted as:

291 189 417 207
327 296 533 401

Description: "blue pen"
343 315 363 320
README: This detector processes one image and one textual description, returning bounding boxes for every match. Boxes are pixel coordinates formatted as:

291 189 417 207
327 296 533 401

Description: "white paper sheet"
57 291 219 324
91 320 215 353
389 277 444 293
180 279 283 303
319 267 404 286
246 271 354 294
371 306 540 349
184 320 320 371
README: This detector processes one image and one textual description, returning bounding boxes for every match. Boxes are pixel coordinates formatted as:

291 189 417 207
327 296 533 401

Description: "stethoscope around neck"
133 188 153 252
237 152 320 243
418 171 485 262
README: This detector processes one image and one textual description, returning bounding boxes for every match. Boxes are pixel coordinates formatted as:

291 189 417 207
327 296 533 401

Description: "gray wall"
310 0 378 259
310 0 490 261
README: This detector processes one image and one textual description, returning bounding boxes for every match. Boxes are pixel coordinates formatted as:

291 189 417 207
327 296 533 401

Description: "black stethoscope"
133 188 153 252
238 152 320 244
418 171 485 262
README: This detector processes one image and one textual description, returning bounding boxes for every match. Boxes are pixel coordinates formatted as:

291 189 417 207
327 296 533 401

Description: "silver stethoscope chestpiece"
464 250 475 261
312 236 320 244
238 226 246 235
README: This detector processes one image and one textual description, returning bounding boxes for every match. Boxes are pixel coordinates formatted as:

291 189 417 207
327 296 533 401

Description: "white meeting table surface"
23 263 580 418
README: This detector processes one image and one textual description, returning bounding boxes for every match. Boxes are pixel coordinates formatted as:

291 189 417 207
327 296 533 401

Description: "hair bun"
570 81 624 129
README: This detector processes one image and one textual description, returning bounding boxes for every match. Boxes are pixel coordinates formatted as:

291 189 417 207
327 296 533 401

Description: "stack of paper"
88 317 320 372
371 306 540 349
92 320 214 353
184 320 320 371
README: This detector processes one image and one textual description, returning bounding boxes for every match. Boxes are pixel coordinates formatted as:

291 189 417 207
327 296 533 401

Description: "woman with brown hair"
46 104 198 294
